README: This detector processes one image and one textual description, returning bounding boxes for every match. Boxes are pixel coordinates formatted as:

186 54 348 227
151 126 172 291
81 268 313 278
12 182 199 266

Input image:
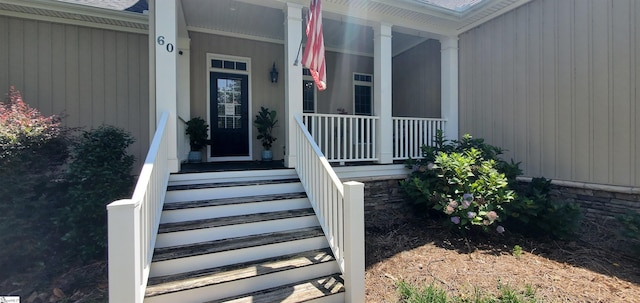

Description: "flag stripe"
302 0 327 91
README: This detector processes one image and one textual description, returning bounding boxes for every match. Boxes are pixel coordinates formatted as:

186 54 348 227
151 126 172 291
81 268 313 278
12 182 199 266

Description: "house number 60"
156 36 174 53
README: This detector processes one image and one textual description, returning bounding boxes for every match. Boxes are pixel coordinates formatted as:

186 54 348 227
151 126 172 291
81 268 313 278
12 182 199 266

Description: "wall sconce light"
270 62 279 83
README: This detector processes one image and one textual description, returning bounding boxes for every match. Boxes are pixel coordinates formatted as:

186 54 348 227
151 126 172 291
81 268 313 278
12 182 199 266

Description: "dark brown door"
210 72 249 157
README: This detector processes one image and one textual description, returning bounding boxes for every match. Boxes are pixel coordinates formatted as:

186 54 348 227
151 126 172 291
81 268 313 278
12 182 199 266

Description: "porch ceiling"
182 0 530 55
0 0 530 53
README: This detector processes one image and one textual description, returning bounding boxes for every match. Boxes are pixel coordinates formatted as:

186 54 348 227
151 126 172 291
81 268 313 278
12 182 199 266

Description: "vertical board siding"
0 15 149 173
460 0 640 187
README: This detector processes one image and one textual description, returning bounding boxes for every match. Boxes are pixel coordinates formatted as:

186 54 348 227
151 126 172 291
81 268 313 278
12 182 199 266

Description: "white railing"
293 115 365 303
107 112 171 303
302 114 378 163
392 117 446 160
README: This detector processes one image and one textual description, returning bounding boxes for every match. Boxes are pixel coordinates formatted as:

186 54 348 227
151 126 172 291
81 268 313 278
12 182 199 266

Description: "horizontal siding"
459 0 639 187
0 15 149 174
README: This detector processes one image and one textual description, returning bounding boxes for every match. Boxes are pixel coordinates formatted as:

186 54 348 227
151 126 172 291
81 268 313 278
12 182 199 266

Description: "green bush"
402 132 515 233
60 125 135 261
618 212 640 256
402 131 582 238
0 87 71 274
502 177 582 240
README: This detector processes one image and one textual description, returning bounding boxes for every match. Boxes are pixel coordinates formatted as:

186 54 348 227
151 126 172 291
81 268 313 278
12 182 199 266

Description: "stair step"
145 249 337 300
168 169 297 186
153 227 324 262
155 209 319 248
159 208 316 234
206 274 345 303
163 192 307 211
165 178 304 203
167 178 301 191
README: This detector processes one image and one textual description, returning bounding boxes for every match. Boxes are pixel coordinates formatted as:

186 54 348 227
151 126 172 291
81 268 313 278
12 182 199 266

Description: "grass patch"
398 280 538 303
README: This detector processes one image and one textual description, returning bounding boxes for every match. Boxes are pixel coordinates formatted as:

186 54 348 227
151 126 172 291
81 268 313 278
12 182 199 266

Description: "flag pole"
293 39 304 66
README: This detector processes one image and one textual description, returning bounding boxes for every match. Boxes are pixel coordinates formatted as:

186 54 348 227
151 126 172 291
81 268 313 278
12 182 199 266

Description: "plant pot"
188 150 202 163
261 150 273 162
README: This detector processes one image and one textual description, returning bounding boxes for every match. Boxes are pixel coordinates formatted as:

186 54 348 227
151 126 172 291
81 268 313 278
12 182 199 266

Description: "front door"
210 72 250 159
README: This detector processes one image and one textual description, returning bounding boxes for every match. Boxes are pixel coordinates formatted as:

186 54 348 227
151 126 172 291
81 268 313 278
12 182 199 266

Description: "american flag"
302 0 327 91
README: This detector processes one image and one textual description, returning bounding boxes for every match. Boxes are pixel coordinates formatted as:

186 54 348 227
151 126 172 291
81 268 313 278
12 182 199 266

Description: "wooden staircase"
144 169 345 303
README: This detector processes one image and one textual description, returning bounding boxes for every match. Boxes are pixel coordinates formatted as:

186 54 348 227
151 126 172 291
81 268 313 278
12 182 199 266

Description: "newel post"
107 199 142 303
343 181 365 303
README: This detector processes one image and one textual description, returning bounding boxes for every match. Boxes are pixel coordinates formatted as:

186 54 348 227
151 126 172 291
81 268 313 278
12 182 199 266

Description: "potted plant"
185 117 209 163
254 106 278 161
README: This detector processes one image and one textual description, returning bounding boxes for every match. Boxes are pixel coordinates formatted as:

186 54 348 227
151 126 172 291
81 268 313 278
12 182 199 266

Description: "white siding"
0 15 149 173
459 0 640 187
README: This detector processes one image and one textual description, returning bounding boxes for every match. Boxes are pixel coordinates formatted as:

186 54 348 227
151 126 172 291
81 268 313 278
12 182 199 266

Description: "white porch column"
284 3 303 168
154 0 179 172
374 23 393 164
441 36 459 140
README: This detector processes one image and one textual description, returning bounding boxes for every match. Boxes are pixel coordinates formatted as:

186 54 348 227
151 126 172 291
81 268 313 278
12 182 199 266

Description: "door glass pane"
217 78 242 129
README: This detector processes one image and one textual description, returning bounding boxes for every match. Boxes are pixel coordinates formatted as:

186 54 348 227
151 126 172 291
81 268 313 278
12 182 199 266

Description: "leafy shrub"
618 212 640 255
502 177 582 240
0 87 71 274
402 130 582 239
401 132 515 233
60 125 135 261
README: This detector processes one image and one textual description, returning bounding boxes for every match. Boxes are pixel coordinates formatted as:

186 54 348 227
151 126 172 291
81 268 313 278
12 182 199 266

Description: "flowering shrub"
0 86 65 161
402 134 515 233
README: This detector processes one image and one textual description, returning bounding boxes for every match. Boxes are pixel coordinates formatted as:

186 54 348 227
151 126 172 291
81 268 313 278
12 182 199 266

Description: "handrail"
392 117 446 160
293 115 365 303
107 111 171 303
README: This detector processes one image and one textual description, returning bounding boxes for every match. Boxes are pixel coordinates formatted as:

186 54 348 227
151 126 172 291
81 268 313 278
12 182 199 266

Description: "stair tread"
158 208 316 233
205 274 345 303
167 178 301 191
152 227 325 262
145 248 336 297
162 192 308 211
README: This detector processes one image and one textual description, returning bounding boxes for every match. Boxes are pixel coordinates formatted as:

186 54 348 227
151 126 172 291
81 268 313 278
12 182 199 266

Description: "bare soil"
364 209 640 303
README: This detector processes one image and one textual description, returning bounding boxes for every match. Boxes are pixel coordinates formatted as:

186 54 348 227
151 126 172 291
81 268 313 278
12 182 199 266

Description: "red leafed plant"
0 86 63 160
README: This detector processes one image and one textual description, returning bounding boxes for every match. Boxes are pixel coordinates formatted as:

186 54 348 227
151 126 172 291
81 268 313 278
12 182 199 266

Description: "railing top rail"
294 115 344 194
302 113 379 120
392 117 447 121
131 111 170 204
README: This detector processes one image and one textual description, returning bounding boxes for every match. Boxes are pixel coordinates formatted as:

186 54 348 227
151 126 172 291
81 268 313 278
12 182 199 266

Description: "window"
353 73 373 116
303 69 316 113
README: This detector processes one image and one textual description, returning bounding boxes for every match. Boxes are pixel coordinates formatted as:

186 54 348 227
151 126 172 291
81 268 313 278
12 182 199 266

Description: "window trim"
352 72 373 116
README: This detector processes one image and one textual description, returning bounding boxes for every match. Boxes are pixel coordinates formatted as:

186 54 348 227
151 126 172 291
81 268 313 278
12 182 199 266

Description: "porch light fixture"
270 62 279 83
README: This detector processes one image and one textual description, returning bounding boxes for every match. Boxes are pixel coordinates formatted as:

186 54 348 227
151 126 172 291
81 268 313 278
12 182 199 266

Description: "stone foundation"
550 186 640 219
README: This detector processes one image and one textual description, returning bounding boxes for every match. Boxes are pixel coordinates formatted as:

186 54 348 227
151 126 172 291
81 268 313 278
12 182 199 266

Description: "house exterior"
2 0 639 302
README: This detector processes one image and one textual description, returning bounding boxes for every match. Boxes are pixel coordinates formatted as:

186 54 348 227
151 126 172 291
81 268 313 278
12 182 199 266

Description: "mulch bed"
364 209 640 302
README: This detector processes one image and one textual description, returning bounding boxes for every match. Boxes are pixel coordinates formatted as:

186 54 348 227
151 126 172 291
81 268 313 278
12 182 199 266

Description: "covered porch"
153 0 469 172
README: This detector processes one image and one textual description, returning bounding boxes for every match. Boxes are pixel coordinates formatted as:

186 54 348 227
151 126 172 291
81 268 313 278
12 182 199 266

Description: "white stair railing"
293 115 365 303
107 112 171 303
392 117 446 160
302 113 378 162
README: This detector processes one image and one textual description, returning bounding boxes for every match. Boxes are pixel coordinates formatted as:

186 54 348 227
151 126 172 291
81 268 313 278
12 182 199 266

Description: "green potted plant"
253 106 278 161
185 117 209 163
